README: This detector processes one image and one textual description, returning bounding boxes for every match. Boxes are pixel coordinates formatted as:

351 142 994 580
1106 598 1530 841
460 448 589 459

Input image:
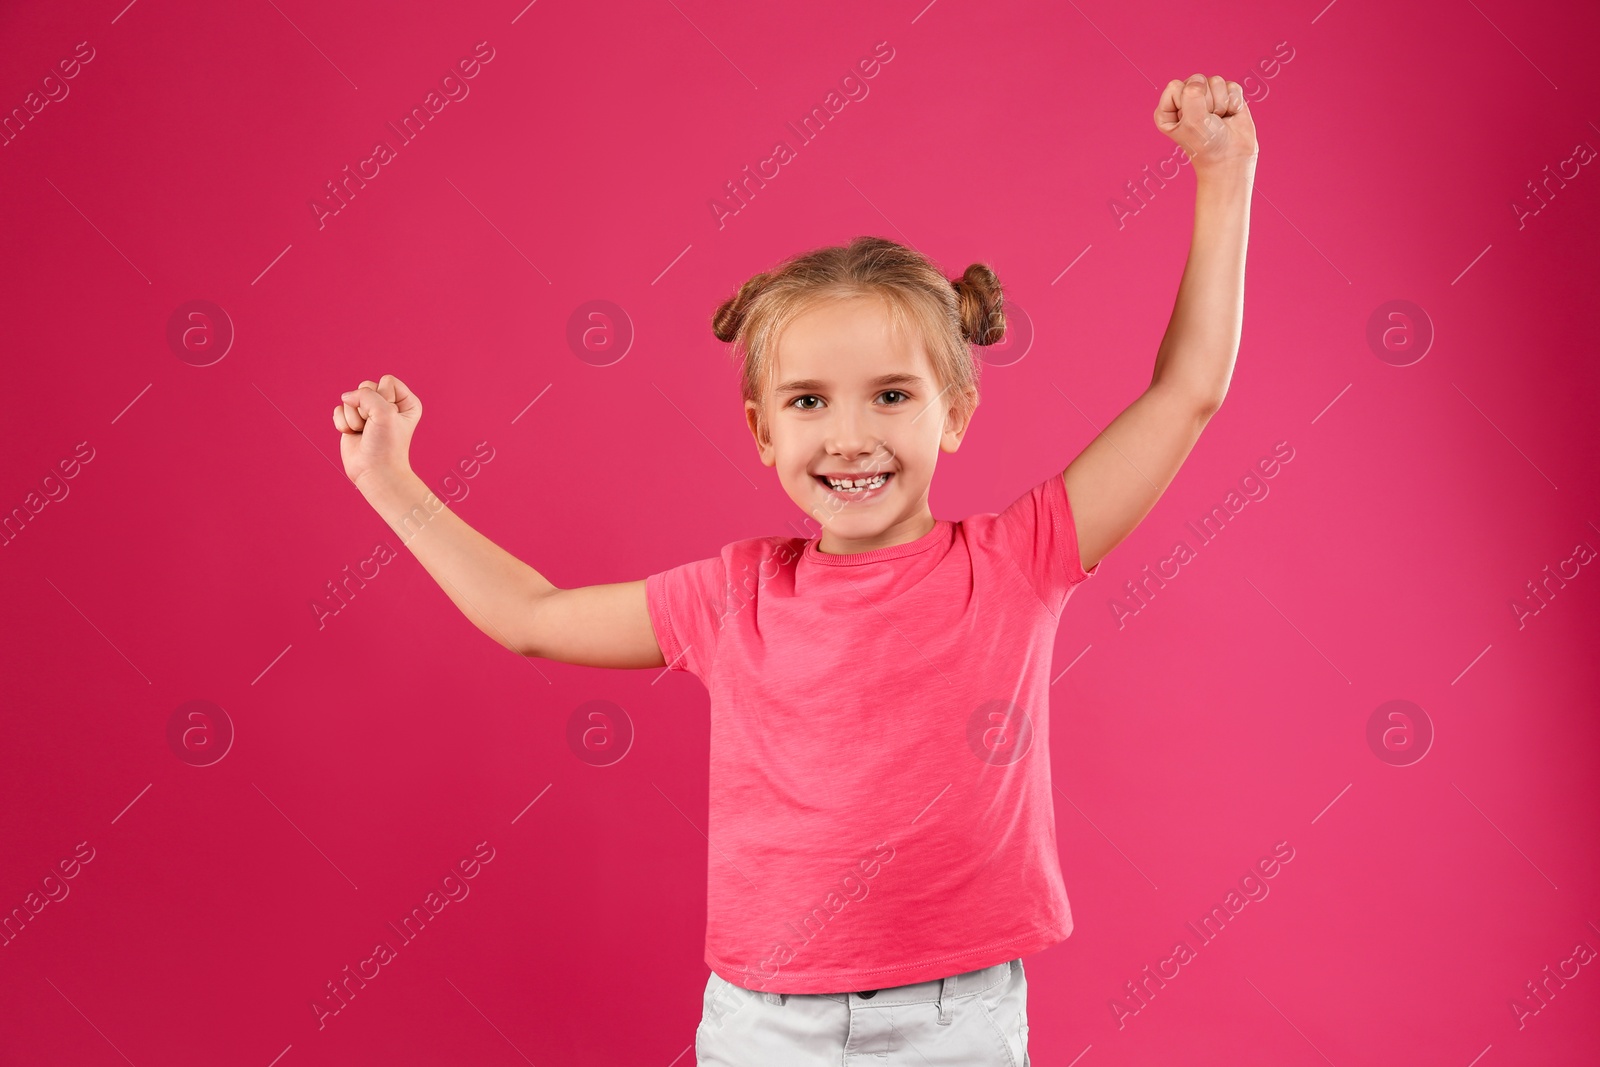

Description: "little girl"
335 72 1256 1067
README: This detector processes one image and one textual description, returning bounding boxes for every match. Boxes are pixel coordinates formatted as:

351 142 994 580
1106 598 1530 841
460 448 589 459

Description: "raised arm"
354 470 666 668
1062 73 1258 573
337 376 665 669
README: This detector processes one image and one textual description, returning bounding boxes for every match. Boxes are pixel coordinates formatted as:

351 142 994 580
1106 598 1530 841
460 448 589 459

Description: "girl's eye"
787 391 908 410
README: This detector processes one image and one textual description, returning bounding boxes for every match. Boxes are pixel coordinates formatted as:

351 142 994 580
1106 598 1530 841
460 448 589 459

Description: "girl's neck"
815 510 939 556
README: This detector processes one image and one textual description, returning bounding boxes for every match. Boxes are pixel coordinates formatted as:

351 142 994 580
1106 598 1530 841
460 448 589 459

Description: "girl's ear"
745 400 777 465
941 390 979 452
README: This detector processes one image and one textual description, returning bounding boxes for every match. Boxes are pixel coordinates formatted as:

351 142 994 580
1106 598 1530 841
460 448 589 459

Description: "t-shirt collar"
802 518 953 567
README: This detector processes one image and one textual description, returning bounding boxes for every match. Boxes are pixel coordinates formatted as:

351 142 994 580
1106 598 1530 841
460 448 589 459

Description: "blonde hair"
711 236 1004 445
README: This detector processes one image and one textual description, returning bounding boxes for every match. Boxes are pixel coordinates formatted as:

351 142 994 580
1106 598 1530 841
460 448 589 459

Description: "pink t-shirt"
646 469 1099 994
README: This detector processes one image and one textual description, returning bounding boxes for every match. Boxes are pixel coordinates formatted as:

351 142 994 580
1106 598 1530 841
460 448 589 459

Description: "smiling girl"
336 72 1256 1066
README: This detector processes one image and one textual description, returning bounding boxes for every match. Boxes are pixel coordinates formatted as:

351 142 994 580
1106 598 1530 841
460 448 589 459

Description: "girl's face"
744 294 976 554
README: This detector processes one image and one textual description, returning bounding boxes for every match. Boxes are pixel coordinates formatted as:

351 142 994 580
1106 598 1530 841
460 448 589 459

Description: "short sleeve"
645 553 729 683
992 470 1099 618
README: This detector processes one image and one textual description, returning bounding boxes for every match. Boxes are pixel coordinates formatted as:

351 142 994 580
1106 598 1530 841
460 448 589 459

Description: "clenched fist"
334 374 422 489
1155 73 1258 172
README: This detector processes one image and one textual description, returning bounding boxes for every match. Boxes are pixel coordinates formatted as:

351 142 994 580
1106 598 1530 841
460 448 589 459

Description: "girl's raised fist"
1155 72 1259 171
334 374 423 488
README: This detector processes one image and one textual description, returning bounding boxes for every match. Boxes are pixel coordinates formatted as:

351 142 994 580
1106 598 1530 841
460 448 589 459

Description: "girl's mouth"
813 472 893 502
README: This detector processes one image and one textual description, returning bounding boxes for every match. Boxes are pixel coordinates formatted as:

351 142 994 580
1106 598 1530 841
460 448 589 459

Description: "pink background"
3 0 1598 1064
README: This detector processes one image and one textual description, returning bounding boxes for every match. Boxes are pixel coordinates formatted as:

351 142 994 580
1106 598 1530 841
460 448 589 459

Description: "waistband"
753 959 1015 1011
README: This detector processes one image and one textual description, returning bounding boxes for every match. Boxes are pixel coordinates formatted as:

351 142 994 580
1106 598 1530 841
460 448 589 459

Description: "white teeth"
825 473 888 492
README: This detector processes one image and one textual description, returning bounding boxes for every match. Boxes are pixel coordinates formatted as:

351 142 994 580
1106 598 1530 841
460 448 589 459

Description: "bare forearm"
354 468 555 653
1150 160 1256 406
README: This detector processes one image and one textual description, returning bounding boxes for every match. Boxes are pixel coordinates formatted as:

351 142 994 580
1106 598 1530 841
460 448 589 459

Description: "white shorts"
695 958 1029 1066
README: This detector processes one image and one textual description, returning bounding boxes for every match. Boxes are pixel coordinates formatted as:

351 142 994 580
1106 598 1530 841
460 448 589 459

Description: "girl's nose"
826 435 874 458
826 434 890 465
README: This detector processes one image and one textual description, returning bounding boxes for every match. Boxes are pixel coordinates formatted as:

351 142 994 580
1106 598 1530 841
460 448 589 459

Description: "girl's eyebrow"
774 372 926 394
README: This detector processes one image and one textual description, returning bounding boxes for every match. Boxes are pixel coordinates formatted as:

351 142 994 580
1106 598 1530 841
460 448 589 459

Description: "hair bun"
952 263 1005 346
712 271 773 344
